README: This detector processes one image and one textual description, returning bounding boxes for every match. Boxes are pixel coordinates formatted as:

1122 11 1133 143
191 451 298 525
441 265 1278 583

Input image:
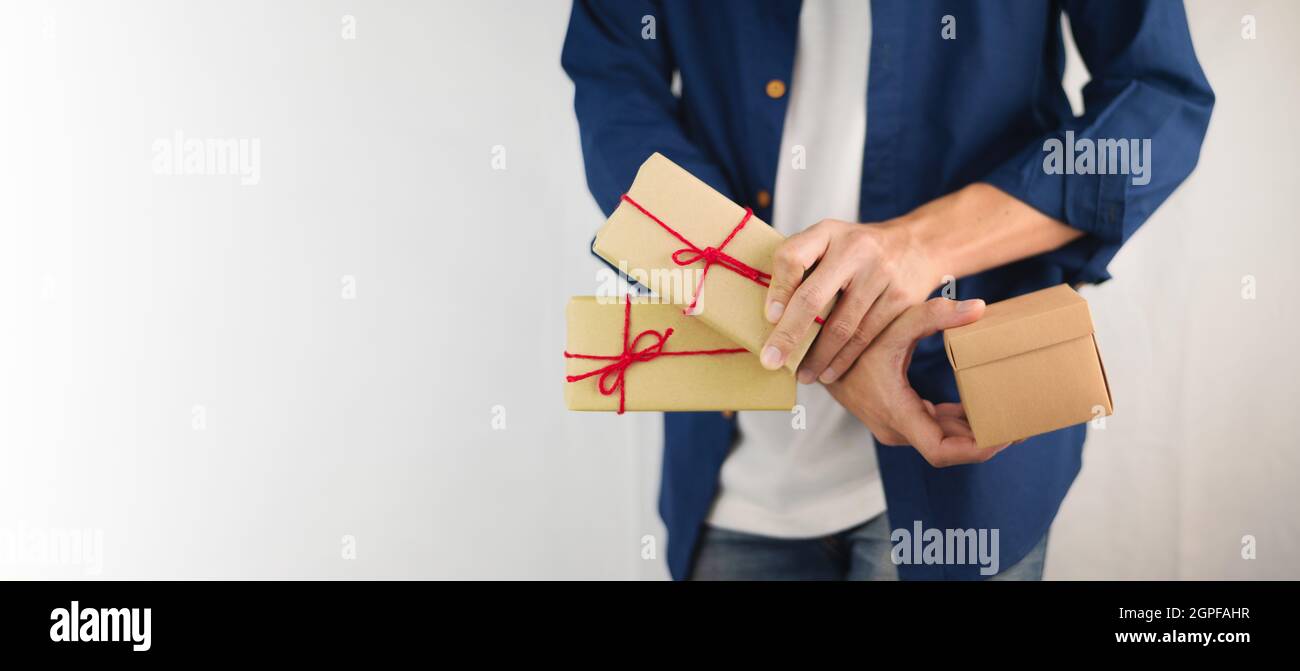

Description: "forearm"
884 182 1084 284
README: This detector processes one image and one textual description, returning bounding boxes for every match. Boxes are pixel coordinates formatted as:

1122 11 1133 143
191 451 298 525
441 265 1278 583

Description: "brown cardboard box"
592 153 831 373
942 284 1113 448
564 296 795 412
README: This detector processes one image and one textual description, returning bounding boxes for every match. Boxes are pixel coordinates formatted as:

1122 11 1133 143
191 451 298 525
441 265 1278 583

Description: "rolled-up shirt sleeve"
981 0 1215 284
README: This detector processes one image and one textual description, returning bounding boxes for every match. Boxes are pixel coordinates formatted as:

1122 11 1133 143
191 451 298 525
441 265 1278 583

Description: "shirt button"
765 79 786 99
756 190 772 208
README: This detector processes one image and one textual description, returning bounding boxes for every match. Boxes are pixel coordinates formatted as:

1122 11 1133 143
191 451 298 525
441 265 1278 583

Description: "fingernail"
956 299 984 312
818 367 838 384
760 346 783 370
766 301 784 323
797 369 816 385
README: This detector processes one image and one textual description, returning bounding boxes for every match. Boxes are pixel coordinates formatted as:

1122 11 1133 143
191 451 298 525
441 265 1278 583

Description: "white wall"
1052 0 1300 579
0 0 1293 580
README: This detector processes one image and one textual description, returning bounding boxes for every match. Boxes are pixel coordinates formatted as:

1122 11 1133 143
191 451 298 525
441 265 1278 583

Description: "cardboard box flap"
943 284 1095 370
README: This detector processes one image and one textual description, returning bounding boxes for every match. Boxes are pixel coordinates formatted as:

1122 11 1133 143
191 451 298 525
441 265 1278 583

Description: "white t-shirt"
706 0 885 539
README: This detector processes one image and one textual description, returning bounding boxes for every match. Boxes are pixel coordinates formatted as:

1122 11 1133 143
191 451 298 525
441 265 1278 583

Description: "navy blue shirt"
562 0 1213 579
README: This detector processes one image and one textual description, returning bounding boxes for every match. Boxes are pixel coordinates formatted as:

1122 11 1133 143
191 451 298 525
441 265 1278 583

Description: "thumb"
763 226 830 323
880 297 985 348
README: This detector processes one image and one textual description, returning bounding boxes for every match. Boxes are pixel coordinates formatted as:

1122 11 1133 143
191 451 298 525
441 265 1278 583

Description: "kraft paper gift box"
592 152 831 373
564 296 795 412
942 284 1114 448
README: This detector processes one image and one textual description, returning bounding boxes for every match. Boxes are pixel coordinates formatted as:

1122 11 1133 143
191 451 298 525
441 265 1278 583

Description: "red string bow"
619 193 823 325
620 193 771 314
564 297 746 414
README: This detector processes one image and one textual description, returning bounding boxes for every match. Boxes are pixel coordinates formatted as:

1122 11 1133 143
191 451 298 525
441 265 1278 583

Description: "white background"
0 0 1295 579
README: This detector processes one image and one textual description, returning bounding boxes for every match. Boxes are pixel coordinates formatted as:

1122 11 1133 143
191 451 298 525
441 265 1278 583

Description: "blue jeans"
690 513 1049 581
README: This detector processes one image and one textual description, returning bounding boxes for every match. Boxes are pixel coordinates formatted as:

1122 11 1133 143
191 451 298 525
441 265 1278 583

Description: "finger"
819 285 910 384
923 399 936 417
902 401 1008 468
879 297 985 350
926 421 986 464
796 275 885 383
983 441 1014 457
933 402 967 420
764 225 831 324
936 414 973 438
760 261 847 371
891 397 947 464
936 435 1013 464
931 416 1012 465
936 404 1010 464
855 286 911 347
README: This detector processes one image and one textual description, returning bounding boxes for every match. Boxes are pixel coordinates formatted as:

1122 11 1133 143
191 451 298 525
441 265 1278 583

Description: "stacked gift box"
563 152 827 413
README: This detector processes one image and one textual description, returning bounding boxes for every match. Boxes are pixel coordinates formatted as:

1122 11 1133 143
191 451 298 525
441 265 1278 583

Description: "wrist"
885 183 1016 283
880 209 950 292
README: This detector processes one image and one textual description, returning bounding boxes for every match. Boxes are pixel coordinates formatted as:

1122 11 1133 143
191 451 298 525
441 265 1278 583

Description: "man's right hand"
825 297 1012 468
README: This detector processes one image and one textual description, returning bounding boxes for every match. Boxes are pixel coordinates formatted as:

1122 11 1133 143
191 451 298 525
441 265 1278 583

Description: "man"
561 0 1212 580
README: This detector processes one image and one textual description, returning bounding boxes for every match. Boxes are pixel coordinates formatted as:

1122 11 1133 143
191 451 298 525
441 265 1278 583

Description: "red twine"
619 193 823 325
564 297 747 414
